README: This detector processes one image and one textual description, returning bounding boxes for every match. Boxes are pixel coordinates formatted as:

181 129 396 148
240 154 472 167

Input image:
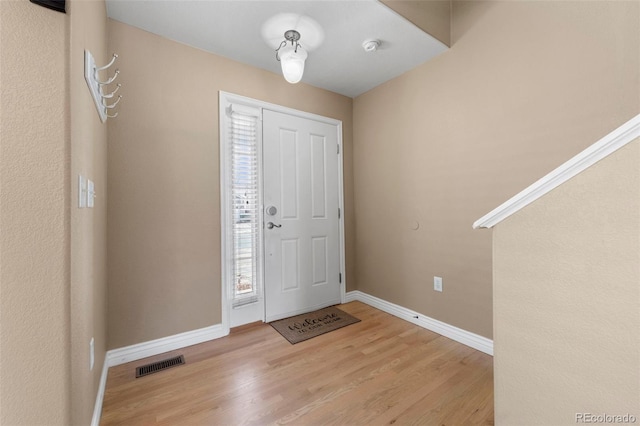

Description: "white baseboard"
345 290 493 355
91 323 228 424
90 355 110 426
106 323 228 367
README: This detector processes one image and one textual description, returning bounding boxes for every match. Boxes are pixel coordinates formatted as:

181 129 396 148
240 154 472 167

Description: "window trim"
220 96 264 328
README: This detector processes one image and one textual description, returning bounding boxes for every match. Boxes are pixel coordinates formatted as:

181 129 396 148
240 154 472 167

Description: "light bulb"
279 43 307 84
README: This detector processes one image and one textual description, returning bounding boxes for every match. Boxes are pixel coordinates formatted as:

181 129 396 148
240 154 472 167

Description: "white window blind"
229 107 261 307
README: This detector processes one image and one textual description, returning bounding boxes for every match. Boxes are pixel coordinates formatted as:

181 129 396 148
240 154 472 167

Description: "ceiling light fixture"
276 30 308 84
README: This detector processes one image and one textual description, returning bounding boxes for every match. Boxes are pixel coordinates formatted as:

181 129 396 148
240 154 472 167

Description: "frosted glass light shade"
279 44 307 84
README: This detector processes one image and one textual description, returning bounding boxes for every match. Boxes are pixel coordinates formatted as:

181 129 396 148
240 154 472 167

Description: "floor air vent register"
136 355 185 378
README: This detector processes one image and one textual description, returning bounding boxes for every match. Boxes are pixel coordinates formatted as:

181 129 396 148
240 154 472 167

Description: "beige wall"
69 0 108 424
381 0 451 47
493 138 640 424
0 1 70 424
0 0 109 423
107 20 354 349
352 0 640 339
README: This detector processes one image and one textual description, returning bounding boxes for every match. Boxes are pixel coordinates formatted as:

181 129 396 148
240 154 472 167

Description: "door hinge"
339 272 342 283
338 208 341 219
337 144 340 154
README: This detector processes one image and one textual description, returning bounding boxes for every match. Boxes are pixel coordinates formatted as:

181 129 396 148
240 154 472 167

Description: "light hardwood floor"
100 302 494 425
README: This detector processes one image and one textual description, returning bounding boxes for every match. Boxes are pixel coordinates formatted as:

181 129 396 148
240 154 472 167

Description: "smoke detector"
362 39 381 52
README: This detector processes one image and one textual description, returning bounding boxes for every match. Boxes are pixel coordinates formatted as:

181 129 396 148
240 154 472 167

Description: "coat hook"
95 53 118 72
85 50 123 122
102 83 121 99
104 95 122 109
96 69 119 86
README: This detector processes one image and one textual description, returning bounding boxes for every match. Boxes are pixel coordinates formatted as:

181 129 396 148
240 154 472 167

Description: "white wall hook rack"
84 50 122 123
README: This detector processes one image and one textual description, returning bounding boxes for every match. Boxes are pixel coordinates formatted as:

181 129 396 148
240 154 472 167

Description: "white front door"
263 110 342 322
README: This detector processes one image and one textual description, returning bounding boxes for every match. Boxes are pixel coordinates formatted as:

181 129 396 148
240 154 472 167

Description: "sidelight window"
227 105 262 307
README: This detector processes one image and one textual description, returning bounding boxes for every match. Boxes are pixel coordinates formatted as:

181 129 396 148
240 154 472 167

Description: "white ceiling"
105 0 448 98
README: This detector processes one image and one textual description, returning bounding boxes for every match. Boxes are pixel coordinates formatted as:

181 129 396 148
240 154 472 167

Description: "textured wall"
0 1 70 424
68 0 108 424
352 1 639 339
493 139 639 424
107 19 353 349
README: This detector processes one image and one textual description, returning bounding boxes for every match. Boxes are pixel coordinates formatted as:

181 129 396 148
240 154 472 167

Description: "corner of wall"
68 0 109 424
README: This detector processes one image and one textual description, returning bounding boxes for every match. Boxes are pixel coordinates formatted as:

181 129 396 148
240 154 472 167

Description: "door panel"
263 110 341 322
281 239 299 291
310 135 327 218
311 236 328 285
279 130 298 219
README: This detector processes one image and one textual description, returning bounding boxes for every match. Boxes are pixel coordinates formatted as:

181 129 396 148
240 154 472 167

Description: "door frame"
219 91 347 334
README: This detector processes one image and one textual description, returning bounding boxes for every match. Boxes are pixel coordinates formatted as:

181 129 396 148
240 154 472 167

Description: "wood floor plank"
100 302 493 425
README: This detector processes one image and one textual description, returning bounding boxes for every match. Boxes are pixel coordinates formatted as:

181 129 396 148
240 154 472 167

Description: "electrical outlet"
90 338 95 371
434 276 443 292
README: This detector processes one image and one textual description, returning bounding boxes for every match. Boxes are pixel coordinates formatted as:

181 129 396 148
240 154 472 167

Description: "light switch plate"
89 337 95 371
87 179 95 208
78 175 87 208
434 276 443 292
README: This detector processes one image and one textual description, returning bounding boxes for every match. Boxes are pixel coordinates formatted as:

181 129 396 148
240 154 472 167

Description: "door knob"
266 222 282 229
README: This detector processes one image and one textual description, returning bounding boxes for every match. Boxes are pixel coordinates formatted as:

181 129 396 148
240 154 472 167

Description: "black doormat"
270 306 360 344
